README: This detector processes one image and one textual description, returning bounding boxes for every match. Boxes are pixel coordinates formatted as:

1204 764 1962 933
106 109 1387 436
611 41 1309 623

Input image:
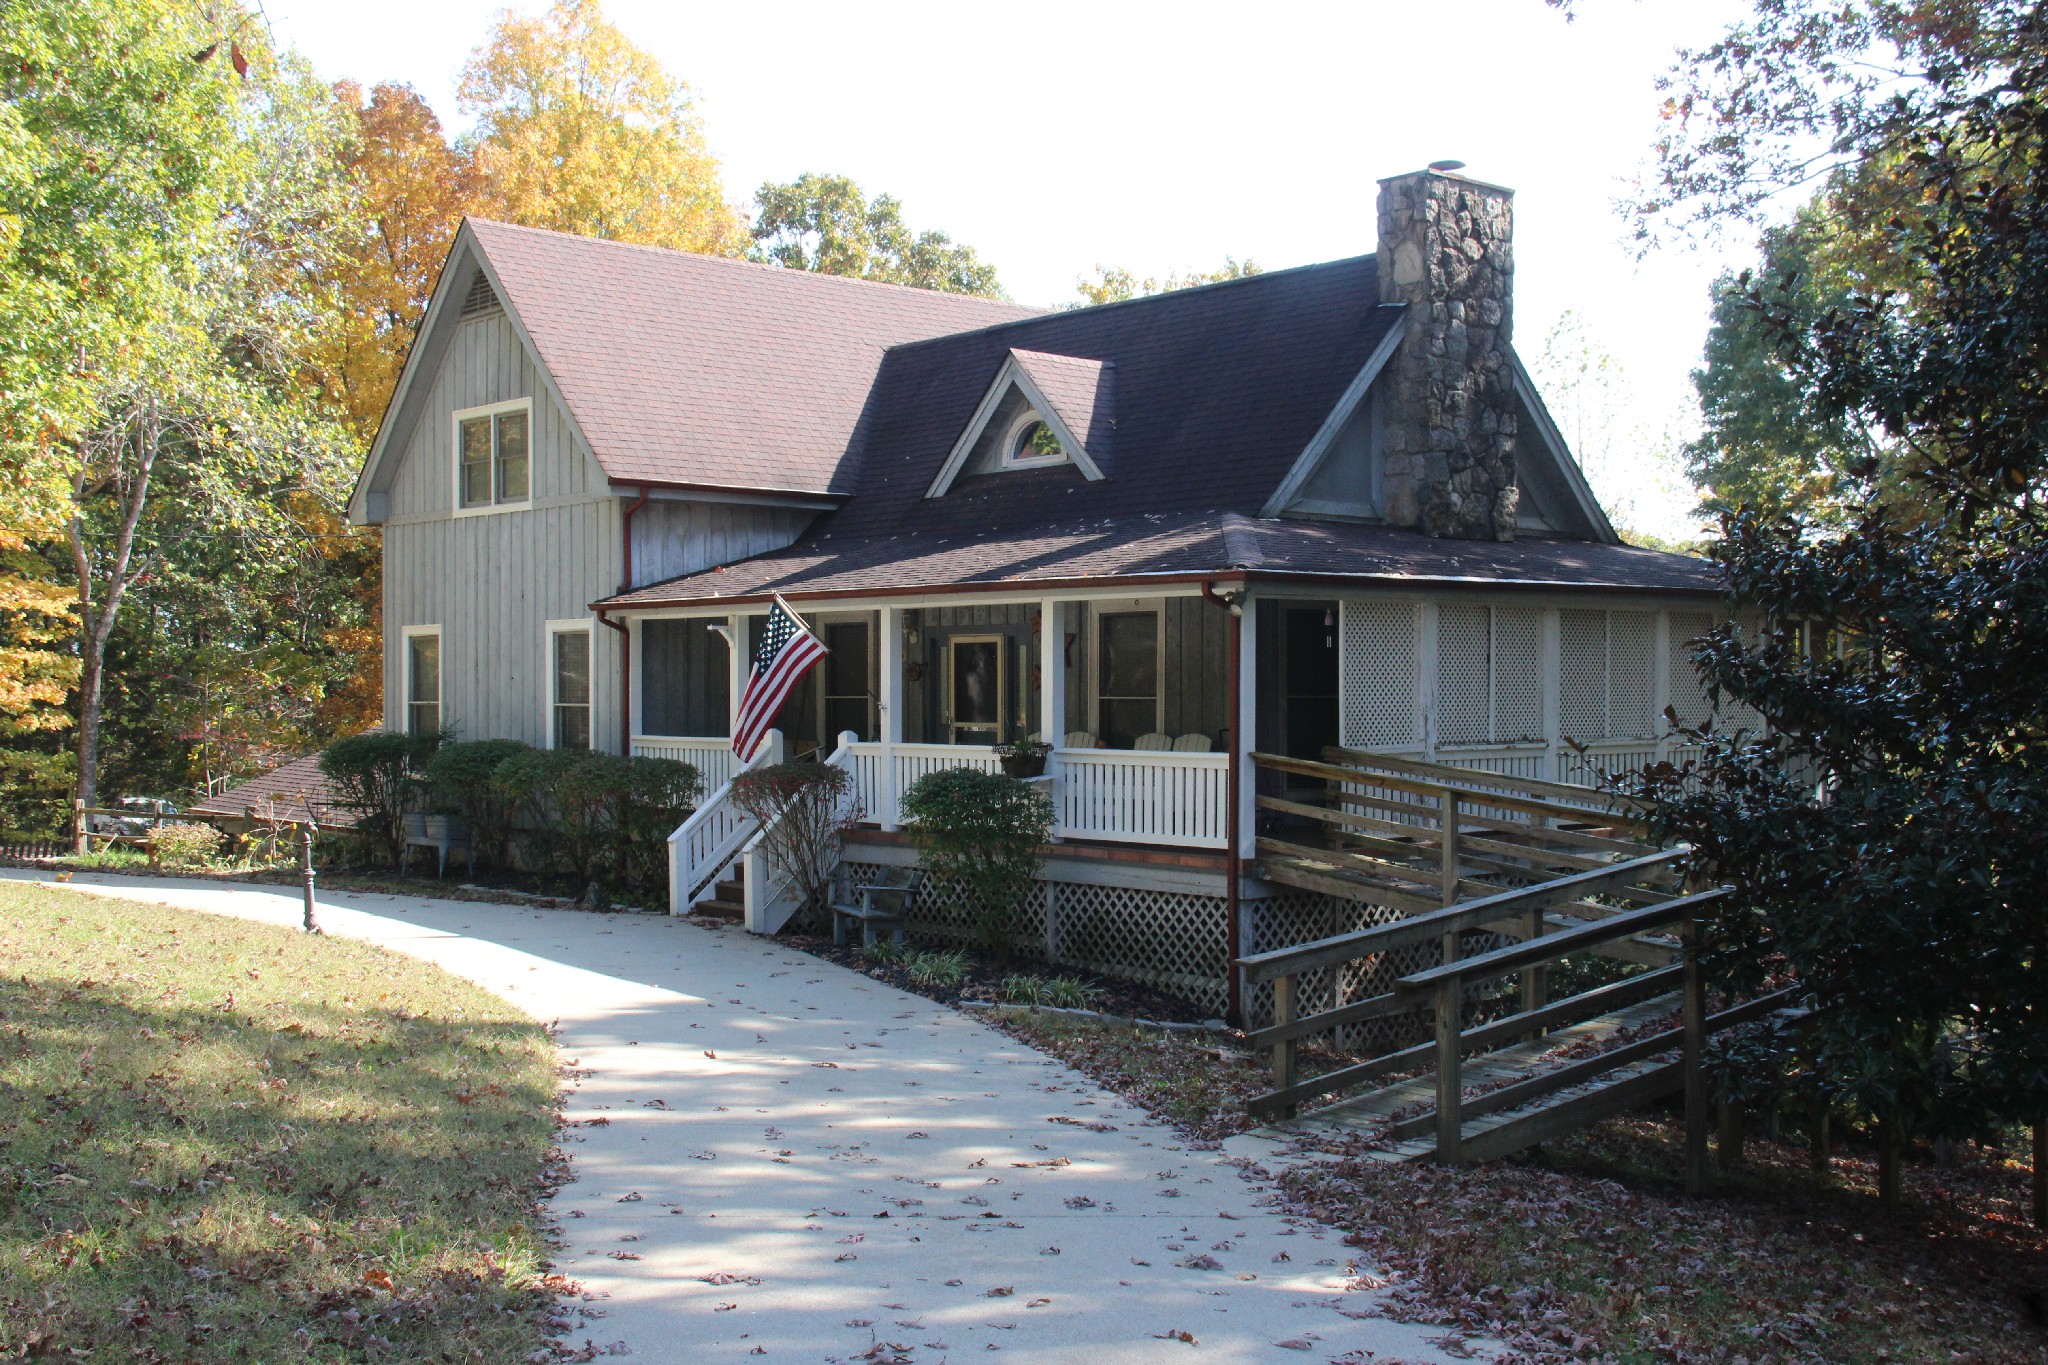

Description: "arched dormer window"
1002 411 1068 469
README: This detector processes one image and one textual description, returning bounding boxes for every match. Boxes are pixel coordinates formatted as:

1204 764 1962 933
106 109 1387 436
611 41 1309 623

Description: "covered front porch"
625 584 1240 851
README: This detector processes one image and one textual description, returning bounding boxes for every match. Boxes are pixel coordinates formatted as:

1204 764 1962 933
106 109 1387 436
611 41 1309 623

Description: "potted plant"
996 739 1052 778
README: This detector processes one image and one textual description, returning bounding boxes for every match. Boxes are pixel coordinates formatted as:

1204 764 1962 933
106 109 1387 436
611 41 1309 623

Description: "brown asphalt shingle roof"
597 512 1719 607
187 752 360 830
469 219 1042 494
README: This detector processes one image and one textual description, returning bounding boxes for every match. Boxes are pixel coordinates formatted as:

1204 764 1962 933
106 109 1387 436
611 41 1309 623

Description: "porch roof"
594 511 1719 610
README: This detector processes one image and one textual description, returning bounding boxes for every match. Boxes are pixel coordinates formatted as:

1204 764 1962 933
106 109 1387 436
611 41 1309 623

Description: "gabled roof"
187 752 361 830
925 348 1115 495
353 219 1041 512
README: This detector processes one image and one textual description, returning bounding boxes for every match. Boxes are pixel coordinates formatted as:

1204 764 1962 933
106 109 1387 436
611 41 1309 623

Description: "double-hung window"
405 627 441 736
549 622 592 750
455 399 531 512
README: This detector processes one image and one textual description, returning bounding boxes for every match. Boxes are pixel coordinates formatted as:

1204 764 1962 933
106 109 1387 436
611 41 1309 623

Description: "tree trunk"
69 400 161 814
1876 1119 1902 1208
2033 1124 2046 1227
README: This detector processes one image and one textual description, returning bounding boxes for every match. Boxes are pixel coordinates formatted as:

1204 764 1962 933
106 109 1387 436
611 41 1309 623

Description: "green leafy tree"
751 173 1003 297
459 0 743 254
899 768 1052 959
61 41 360 812
1072 258 1260 307
1626 0 2048 1205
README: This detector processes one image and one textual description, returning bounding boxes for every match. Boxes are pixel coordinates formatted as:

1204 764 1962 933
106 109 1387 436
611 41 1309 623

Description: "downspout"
1202 578 1246 1026
613 486 652 755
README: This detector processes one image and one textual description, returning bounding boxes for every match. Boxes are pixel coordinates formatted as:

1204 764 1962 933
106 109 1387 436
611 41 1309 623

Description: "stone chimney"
1375 166 1519 541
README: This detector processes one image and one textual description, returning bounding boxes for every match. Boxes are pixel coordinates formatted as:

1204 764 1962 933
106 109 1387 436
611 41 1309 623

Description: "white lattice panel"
846 861 1233 1015
1665 610 1715 729
1558 609 1606 743
1493 606 1544 743
1609 611 1657 739
1435 603 1490 747
1340 601 1420 750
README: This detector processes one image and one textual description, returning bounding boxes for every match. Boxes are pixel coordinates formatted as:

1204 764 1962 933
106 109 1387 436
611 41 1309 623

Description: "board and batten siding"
381 309 619 748
377 308 826 750
629 500 811 588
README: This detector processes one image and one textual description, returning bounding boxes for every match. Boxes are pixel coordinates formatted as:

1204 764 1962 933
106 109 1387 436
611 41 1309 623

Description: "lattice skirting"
837 861 1229 1015
827 864 1501 1038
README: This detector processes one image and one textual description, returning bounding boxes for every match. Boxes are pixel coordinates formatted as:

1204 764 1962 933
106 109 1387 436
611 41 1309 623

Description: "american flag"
733 596 828 761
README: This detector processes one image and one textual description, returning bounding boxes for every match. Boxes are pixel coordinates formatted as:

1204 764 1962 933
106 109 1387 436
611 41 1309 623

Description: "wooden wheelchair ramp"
1239 750 1788 1172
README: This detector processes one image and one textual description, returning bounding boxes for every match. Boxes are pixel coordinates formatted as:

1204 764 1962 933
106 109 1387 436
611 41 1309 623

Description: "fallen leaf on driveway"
1153 1329 1197 1344
1177 1254 1223 1270
983 1286 1014 1297
617 1192 642 1202
1274 1340 1313 1351
697 1272 761 1286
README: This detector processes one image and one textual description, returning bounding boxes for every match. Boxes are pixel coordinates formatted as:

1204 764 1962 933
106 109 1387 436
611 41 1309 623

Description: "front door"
948 636 1004 745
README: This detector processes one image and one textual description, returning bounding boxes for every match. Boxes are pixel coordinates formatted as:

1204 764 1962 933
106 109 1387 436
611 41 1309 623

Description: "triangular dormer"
925 349 1113 497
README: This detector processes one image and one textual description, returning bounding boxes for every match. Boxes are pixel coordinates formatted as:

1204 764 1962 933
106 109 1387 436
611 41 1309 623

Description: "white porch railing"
633 735 736 792
742 732 861 935
1056 748 1229 847
666 731 781 914
845 741 1229 850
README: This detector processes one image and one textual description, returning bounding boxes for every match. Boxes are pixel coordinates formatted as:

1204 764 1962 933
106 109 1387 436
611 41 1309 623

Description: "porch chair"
829 864 922 951
1172 733 1212 752
1062 731 1097 749
1134 733 1174 751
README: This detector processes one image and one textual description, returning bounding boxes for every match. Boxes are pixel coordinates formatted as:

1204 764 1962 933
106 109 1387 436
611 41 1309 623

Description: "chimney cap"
1428 159 1468 172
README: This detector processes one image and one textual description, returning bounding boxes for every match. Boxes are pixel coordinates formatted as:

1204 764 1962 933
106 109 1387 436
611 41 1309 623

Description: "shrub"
612 755 701 891
493 749 698 897
494 749 608 884
423 739 530 873
152 822 224 871
903 949 967 987
859 937 902 965
730 762 857 923
321 731 443 868
900 768 1052 960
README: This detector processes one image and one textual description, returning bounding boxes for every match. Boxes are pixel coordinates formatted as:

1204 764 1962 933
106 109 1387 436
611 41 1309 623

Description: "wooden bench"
830 866 922 950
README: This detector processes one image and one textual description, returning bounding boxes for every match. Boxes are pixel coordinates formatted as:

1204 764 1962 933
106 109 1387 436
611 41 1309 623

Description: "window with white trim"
549 622 592 750
455 399 531 511
999 409 1068 470
404 628 441 736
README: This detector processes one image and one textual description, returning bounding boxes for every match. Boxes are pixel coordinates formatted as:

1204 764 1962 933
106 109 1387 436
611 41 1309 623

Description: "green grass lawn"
0 880 563 1362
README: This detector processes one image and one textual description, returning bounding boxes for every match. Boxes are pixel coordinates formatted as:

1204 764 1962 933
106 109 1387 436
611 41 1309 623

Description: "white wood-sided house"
348 166 1729 1021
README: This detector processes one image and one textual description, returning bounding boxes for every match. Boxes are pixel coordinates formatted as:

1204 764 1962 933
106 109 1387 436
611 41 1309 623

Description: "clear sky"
261 0 1764 541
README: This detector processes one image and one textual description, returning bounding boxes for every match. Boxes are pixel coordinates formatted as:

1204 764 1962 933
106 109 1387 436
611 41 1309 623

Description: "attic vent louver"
460 273 500 318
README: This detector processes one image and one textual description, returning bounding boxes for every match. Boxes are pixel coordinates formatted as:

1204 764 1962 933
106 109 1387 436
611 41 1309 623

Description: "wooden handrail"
1323 745 1651 812
1237 846 1688 984
1394 887 1727 993
1251 751 1648 829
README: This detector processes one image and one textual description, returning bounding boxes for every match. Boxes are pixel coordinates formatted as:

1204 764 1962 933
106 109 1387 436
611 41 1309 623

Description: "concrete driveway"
4 871 1464 1364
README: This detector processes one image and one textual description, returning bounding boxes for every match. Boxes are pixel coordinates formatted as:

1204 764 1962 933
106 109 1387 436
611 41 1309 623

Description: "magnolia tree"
1622 0 2048 1207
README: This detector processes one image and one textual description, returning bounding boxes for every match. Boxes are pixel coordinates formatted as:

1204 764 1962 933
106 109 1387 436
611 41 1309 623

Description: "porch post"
727 613 748 738
879 604 903 831
1235 594 1258 862
627 616 644 745
1039 598 1066 837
